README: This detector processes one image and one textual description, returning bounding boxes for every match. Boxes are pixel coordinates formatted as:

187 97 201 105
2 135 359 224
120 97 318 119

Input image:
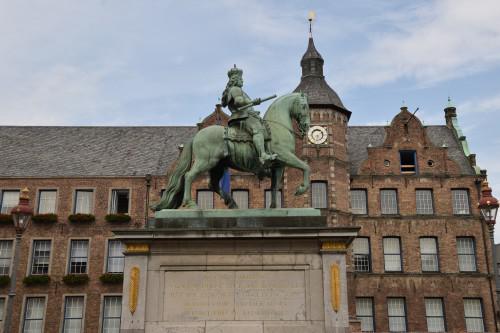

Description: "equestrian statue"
153 65 311 210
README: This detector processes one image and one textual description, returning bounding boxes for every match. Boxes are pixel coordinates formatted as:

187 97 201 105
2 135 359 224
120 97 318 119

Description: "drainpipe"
144 174 152 228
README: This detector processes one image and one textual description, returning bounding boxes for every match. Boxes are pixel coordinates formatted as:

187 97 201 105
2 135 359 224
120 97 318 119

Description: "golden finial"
308 11 316 37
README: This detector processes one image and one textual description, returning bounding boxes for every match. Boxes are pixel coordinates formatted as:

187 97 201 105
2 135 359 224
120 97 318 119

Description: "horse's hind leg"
182 158 218 208
209 166 238 209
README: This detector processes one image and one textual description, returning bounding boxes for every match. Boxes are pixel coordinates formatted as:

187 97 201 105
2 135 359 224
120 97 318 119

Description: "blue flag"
220 168 231 194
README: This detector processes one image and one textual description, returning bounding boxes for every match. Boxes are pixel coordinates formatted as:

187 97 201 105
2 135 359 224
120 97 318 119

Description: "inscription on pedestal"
164 270 306 321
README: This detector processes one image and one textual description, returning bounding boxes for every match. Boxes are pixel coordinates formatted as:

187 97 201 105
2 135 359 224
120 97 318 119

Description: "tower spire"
308 11 316 38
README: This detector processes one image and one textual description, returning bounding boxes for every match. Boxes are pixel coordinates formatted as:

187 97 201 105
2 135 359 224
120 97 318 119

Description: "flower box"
63 274 89 285
105 214 131 224
23 275 50 285
99 273 124 284
68 214 95 224
0 214 13 225
0 275 10 287
32 213 58 224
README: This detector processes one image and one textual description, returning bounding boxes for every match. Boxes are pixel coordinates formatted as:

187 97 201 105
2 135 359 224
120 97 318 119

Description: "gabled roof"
0 126 197 177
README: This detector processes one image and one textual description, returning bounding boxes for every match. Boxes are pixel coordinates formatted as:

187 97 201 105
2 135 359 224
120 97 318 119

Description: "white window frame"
352 237 371 273
383 237 402 272
311 181 328 208
457 237 477 272
356 297 375 332
420 237 439 272
0 239 14 276
67 239 90 275
60 294 86 333
28 239 53 276
425 297 446 332
73 189 95 214
264 189 282 208
108 188 131 214
0 190 20 214
416 189 434 215
105 240 124 274
452 189 470 215
20 295 48 333
232 190 249 209
99 294 122 333
196 190 214 209
36 189 58 215
380 189 398 215
351 189 368 215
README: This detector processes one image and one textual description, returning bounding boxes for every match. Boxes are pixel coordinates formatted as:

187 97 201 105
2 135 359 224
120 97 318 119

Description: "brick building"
0 34 496 333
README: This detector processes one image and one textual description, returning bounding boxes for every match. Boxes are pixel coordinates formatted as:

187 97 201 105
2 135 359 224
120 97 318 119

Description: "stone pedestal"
114 209 358 333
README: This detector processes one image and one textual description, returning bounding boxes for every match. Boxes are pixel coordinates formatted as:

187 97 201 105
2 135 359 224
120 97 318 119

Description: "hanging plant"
105 214 131 224
68 214 95 224
0 214 13 225
99 273 124 284
63 274 89 285
32 213 58 224
23 275 50 285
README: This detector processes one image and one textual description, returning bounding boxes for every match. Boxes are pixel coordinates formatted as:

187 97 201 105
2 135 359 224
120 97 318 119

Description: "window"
400 150 416 174
102 296 122 333
0 297 5 326
106 240 125 273
232 190 249 209
74 190 94 214
457 237 476 272
0 190 19 214
30 240 51 275
22 297 45 333
69 240 89 274
383 237 402 272
352 238 371 272
356 297 374 332
311 181 327 208
0 240 13 276
110 189 129 214
37 190 57 214
464 298 485 332
420 237 439 272
425 298 445 332
380 189 398 215
387 297 407 332
416 189 434 215
197 190 214 209
351 190 367 215
265 190 282 208
452 189 470 215
62 296 84 333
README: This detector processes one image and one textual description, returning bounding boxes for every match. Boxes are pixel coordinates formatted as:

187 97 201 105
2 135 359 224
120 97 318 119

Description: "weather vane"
308 10 316 37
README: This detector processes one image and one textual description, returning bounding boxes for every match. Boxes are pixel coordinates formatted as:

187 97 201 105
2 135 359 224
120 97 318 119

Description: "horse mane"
263 92 301 120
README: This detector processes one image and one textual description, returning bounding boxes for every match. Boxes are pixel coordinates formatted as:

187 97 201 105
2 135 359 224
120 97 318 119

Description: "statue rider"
221 65 275 165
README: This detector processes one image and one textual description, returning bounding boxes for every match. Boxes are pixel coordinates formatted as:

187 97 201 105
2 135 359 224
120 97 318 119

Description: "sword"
237 94 277 111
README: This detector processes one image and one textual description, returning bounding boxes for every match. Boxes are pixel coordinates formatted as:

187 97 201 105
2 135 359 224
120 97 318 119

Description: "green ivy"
23 275 50 285
99 273 124 284
0 214 13 225
62 274 89 285
32 213 58 224
105 214 131 223
68 214 95 223
0 275 10 287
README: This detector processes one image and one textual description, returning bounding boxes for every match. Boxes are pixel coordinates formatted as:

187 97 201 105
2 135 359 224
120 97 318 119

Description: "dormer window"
400 150 417 174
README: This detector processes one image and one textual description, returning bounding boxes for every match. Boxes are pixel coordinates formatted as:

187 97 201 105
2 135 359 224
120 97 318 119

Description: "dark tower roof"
294 37 351 119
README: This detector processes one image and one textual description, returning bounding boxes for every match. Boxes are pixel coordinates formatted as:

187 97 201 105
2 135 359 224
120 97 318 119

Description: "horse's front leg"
270 166 284 208
277 152 310 196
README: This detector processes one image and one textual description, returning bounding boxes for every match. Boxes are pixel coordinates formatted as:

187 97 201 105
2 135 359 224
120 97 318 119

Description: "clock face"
307 126 328 144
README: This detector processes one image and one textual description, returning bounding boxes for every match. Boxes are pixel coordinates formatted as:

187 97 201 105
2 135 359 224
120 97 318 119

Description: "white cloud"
459 93 500 115
337 0 500 89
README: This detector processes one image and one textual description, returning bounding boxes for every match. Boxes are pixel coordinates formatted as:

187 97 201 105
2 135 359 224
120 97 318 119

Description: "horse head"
292 93 310 138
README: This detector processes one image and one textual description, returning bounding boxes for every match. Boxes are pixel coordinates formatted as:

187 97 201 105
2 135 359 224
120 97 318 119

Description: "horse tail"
154 140 193 210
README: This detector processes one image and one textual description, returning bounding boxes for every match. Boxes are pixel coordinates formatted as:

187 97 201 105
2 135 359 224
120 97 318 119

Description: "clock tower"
292 35 352 225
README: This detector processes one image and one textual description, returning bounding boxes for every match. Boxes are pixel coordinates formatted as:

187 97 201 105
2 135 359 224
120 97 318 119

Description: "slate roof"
347 125 474 175
293 38 350 118
0 125 472 177
0 126 197 177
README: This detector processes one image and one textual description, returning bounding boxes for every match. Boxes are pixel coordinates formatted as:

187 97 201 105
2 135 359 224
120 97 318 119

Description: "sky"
1 1 500 238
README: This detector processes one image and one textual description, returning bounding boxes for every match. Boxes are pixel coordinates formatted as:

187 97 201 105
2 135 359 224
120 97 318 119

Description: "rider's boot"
253 132 276 165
